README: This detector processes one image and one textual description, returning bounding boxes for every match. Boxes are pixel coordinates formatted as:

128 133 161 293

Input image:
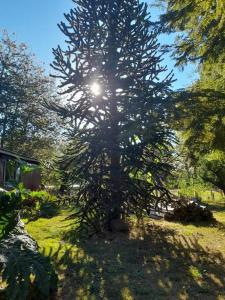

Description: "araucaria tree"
51 0 174 233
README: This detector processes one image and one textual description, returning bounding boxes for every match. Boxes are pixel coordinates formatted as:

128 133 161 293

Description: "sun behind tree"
51 0 174 234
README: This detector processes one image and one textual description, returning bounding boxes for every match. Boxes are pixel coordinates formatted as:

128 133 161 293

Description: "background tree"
198 150 225 195
0 31 58 159
51 0 174 233
173 61 225 192
155 0 225 66
155 0 225 193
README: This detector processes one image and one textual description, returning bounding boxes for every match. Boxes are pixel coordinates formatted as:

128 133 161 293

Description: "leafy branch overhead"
157 0 225 65
155 0 225 192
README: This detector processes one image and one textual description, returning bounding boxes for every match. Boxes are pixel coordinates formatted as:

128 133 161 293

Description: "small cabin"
0 148 41 191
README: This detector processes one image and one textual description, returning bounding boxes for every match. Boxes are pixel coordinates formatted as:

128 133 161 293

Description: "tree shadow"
205 201 225 212
23 204 67 224
43 221 225 300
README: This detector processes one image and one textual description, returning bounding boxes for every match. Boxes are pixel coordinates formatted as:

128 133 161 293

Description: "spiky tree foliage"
51 0 174 233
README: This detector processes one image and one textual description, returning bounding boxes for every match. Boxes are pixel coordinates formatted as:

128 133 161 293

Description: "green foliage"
14 184 59 219
0 191 22 239
198 151 225 194
20 163 40 174
0 188 58 300
172 68 225 191
0 185 58 240
29 190 58 218
0 30 60 158
174 61 225 156
30 190 56 202
157 0 225 65
157 0 225 192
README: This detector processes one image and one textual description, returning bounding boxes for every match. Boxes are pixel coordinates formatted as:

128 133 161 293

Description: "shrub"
27 190 58 217
0 189 58 300
0 191 22 239
13 185 59 219
164 201 215 223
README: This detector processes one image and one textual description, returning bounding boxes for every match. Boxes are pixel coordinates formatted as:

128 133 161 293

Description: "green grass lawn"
25 205 225 300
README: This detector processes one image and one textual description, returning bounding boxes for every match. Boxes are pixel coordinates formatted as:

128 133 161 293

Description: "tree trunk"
107 1 122 229
220 187 225 196
109 107 121 228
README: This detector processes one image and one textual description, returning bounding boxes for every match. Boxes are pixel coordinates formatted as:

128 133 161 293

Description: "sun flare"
90 82 101 96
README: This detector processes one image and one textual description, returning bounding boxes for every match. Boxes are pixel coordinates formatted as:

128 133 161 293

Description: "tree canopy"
157 0 225 192
157 0 225 66
0 31 58 158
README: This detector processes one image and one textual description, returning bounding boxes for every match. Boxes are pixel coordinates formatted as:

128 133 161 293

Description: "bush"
0 219 57 300
0 191 22 239
164 201 215 223
0 189 58 300
13 185 59 219
27 191 58 217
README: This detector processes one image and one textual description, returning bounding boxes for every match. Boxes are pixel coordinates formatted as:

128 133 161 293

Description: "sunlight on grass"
121 286 134 300
24 206 225 300
25 210 77 260
160 210 225 255
189 266 203 281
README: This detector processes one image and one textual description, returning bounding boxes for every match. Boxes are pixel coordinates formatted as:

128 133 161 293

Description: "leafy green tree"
0 31 58 158
174 62 225 155
156 0 225 193
198 150 225 194
156 0 225 66
51 0 174 233
172 59 225 192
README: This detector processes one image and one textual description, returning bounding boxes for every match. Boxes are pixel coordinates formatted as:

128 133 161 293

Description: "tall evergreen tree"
51 0 174 233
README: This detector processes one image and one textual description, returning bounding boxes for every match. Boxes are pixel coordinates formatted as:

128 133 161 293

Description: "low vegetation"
0 188 58 300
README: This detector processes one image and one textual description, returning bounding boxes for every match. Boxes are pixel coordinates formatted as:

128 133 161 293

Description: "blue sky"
0 0 198 89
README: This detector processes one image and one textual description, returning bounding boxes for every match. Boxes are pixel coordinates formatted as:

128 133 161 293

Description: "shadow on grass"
204 201 225 212
40 221 225 300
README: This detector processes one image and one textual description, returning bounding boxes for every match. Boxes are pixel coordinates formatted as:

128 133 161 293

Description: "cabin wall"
0 160 5 187
0 151 41 191
21 168 41 191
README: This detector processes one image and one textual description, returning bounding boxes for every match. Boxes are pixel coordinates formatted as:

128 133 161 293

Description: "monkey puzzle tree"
51 0 174 233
